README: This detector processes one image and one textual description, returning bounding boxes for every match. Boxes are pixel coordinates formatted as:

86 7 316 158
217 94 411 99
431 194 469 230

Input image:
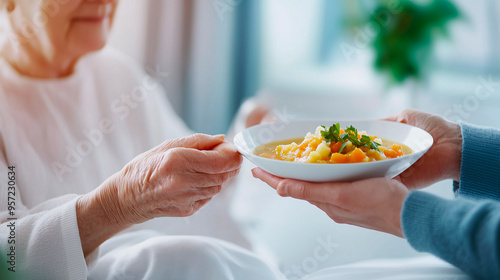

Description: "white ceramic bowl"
234 120 433 182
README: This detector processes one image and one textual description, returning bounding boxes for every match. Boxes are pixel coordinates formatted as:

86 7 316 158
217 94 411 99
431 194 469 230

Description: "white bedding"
303 256 471 280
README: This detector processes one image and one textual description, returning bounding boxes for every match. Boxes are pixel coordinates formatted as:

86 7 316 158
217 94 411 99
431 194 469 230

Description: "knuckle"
402 108 416 116
191 133 204 143
214 172 230 185
226 169 239 178
234 152 243 166
332 216 345 224
179 204 197 217
281 179 307 198
164 148 179 161
215 146 242 171
168 175 183 187
230 167 241 177
187 207 198 216
209 158 229 174
295 184 309 198
215 185 222 193
164 148 188 166
401 108 412 115
398 109 412 123
179 208 194 217
203 186 220 197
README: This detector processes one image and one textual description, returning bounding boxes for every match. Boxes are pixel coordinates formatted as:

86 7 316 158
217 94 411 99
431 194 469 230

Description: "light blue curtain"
231 0 261 116
183 0 261 135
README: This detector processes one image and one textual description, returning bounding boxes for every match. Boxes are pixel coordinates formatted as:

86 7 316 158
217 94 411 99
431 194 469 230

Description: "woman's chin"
87 39 107 52
71 40 107 57
70 24 111 54
69 33 109 55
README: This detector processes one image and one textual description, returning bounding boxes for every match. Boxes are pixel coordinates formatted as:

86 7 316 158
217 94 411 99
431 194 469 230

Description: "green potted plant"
371 0 459 83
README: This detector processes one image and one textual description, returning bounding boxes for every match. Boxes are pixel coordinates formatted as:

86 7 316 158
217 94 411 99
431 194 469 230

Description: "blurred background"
110 0 499 135
108 0 499 277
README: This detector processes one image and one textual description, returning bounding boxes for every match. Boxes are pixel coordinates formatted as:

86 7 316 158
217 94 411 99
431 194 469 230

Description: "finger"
192 197 212 211
382 112 405 123
212 141 243 164
252 168 351 203
393 169 415 189
156 133 225 152
192 185 222 200
174 197 214 217
246 106 270 128
188 168 241 187
177 145 242 174
261 113 278 124
212 141 238 153
251 168 282 191
382 112 398 122
284 180 349 203
382 109 422 123
158 186 220 210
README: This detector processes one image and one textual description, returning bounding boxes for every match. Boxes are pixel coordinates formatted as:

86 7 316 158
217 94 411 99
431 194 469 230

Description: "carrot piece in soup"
348 148 366 163
390 144 404 157
330 141 343 153
330 153 348 163
383 149 398 158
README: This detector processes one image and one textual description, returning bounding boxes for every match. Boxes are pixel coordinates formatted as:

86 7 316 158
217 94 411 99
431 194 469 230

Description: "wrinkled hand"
252 168 408 238
385 109 462 189
100 134 242 226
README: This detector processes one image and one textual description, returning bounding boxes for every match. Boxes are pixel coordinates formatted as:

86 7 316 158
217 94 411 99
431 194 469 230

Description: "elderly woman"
0 1 284 279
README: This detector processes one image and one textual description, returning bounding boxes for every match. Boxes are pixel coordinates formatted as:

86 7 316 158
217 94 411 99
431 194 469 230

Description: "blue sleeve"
456 123 500 200
402 191 500 280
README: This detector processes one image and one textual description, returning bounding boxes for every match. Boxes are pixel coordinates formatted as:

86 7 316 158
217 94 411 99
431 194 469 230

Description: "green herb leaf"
320 123 381 153
338 142 348 154
321 123 342 144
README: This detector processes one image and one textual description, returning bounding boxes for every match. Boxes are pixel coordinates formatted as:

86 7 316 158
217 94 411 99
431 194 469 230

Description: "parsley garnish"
320 123 381 153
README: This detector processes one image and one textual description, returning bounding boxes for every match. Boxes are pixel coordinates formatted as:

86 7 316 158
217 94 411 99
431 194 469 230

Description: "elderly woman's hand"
252 168 409 238
76 134 242 256
385 109 462 189
102 134 242 225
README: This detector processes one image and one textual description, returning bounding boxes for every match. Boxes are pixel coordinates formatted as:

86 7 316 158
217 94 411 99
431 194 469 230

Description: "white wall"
108 0 150 65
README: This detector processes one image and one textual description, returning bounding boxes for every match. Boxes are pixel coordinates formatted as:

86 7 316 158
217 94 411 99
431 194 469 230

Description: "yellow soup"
254 126 413 164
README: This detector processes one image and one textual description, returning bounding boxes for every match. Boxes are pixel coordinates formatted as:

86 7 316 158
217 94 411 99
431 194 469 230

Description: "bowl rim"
234 119 433 166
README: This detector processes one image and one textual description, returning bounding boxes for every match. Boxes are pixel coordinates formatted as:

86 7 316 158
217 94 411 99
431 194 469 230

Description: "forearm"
402 191 500 279
76 176 132 257
456 123 500 200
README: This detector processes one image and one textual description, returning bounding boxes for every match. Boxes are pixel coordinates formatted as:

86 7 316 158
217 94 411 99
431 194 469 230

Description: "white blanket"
303 256 471 280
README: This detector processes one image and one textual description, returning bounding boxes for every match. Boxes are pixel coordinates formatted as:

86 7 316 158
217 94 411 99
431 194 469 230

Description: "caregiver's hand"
252 168 408 238
385 109 462 189
77 134 242 256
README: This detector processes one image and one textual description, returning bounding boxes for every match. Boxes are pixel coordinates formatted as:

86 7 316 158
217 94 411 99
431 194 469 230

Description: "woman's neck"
1 43 77 79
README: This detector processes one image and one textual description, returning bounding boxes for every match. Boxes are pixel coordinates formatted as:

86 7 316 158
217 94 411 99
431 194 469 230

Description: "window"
257 0 500 126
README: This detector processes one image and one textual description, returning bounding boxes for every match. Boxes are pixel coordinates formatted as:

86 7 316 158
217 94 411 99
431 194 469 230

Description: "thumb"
156 133 225 152
381 112 401 122
382 109 420 123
